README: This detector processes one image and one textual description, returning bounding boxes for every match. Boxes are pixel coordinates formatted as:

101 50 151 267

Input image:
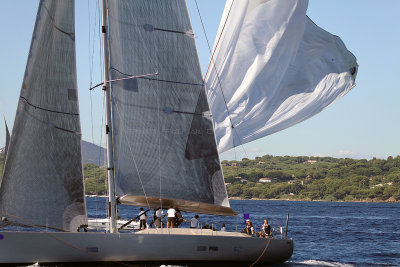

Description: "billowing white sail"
107 0 235 215
205 0 358 152
0 0 87 232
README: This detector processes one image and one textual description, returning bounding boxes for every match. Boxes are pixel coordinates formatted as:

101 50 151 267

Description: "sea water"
86 197 400 267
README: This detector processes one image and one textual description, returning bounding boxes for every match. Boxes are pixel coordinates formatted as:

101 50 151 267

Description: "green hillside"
84 163 107 195
1 153 399 202
222 155 400 202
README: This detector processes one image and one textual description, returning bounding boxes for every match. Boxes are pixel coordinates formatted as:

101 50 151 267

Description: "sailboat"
0 0 357 265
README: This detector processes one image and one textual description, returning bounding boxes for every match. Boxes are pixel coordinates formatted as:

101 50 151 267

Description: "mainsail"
107 0 235 215
205 0 358 152
0 0 87 232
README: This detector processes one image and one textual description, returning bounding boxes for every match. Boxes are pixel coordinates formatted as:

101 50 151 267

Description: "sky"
0 0 399 161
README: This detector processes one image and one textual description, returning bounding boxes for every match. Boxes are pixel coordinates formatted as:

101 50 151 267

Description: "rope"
249 237 272 267
89 72 159 91
199 0 235 127
110 93 152 211
111 67 203 87
87 0 104 219
195 0 250 159
156 51 163 212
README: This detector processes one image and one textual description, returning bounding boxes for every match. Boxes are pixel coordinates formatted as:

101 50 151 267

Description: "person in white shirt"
138 208 147 230
190 214 199 228
220 223 226 231
154 207 164 228
166 206 176 228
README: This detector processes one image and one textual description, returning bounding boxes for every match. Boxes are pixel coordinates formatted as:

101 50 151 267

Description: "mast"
101 0 117 233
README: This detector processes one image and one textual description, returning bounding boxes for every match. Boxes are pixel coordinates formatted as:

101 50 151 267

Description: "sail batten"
0 0 87 232
107 0 232 215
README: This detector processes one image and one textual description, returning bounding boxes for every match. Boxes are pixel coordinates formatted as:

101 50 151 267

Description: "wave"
289 260 399 267
289 260 354 267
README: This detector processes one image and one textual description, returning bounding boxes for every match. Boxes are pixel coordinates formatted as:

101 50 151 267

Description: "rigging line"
156 55 162 211
20 96 79 116
97 92 106 217
110 94 151 210
88 0 99 88
194 0 213 61
198 0 235 127
103 0 116 222
109 88 119 224
92 0 103 219
195 0 249 159
111 67 203 87
249 237 272 267
89 72 159 91
89 85 100 203
98 0 104 82
88 0 98 203
0 213 66 232
88 0 92 86
88 0 96 158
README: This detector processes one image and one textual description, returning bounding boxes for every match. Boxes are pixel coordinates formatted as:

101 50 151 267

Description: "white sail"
106 0 235 215
0 0 87 232
205 0 358 152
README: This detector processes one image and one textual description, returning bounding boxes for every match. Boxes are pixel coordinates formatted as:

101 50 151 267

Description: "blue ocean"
86 197 400 267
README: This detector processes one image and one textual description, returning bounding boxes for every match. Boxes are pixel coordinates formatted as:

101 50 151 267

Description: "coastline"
228 196 400 203
84 195 399 203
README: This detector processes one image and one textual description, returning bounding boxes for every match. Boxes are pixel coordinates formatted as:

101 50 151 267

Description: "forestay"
205 0 358 152
0 0 87 232
107 0 235 215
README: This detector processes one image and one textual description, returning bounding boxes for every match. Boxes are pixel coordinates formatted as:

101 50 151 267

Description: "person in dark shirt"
174 207 184 228
244 219 254 235
259 219 272 237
